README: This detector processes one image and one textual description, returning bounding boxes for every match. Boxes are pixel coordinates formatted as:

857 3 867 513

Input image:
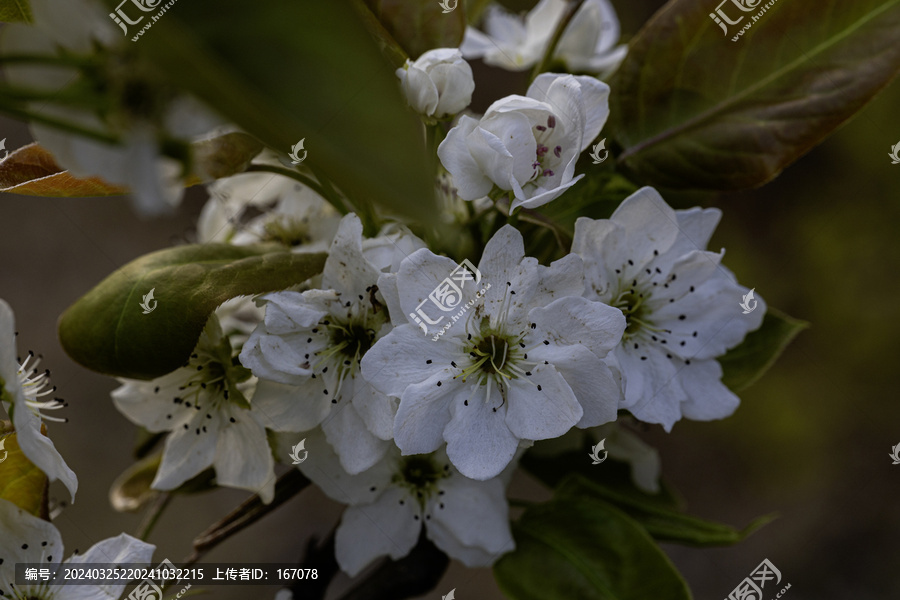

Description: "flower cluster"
0 0 775 592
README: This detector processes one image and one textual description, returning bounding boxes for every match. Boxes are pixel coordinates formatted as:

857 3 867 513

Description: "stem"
245 164 347 215
530 0 587 82
136 493 172 541
182 469 311 565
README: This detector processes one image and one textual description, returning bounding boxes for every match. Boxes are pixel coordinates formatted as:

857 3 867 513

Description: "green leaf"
557 474 772 547
720 307 808 392
128 0 435 221
109 453 161 513
362 0 466 59
522 448 683 511
609 0 900 190
58 244 326 380
494 494 692 600
0 427 49 518
0 0 31 23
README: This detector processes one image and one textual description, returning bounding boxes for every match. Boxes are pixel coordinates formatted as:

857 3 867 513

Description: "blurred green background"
1 0 899 598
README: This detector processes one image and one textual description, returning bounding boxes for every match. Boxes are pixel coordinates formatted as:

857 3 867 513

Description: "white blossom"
573 187 765 431
0 498 155 600
462 0 626 76
361 225 624 480
198 163 340 252
240 214 424 474
0 299 78 502
396 48 475 119
112 316 276 503
292 428 514 576
438 73 608 211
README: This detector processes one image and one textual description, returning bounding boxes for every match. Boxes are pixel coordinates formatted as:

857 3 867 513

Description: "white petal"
445 382 520 480
528 253 586 308
0 498 63 594
529 296 625 357
351 382 397 441
251 378 332 432
60 534 155 600
425 476 514 566
335 488 421 576
394 372 466 456
297 427 394 505
12 404 79 503
323 214 382 299
676 359 740 422
529 343 619 427
214 410 276 503
505 362 582 440
438 116 494 201
473 111 536 189
616 346 686 432
152 411 218 491
321 397 391 475
361 325 457 398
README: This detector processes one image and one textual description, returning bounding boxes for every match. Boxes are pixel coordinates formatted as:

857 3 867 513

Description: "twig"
136 493 172 541
183 470 311 565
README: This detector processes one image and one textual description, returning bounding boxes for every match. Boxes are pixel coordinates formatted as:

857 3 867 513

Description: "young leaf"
720 307 808 392
494 495 692 600
58 245 326 380
0 143 128 197
129 0 436 221
556 474 773 547
609 0 900 190
0 429 49 518
0 0 31 23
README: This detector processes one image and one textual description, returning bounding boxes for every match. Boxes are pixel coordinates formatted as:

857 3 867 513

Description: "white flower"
112 316 276 503
361 225 625 480
396 48 475 119
438 73 609 211
293 428 514 576
572 187 766 431
0 498 155 600
0 299 78 502
198 165 340 252
461 0 626 76
240 214 423 474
